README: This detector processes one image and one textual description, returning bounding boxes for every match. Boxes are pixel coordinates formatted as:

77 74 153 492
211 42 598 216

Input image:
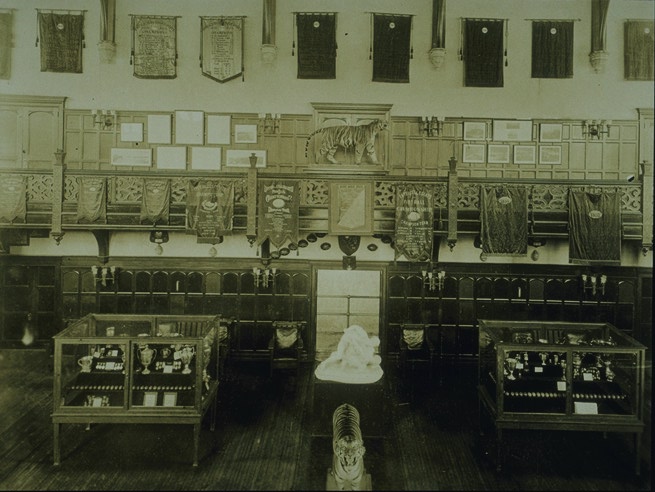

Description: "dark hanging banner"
37 11 84 73
296 13 336 79
76 177 106 224
131 15 177 79
624 20 654 81
531 21 574 78
186 180 234 243
569 191 622 265
480 186 528 256
140 178 171 225
394 184 434 261
372 13 412 83
463 19 504 87
0 175 26 223
257 180 299 248
0 11 12 79
200 16 244 83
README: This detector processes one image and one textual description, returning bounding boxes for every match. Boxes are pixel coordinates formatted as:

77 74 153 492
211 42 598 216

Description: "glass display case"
52 314 224 466
477 319 646 475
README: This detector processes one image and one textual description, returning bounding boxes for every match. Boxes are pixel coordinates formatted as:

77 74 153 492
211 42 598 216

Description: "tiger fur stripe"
305 119 388 165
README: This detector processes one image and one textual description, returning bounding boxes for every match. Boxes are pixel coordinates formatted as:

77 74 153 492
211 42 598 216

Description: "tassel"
130 50 134 65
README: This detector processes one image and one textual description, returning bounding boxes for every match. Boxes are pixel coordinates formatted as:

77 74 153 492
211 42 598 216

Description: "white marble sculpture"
314 325 383 384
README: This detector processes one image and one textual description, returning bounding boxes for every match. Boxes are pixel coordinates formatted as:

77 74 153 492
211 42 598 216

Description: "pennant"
569 191 621 264
76 177 106 223
531 21 574 78
296 13 336 79
131 15 176 79
200 16 244 83
257 180 299 249
480 186 528 256
624 20 654 81
0 175 26 223
0 12 12 79
140 178 170 225
394 184 434 261
38 12 84 73
372 14 412 83
463 19 504 87
186 180 234 243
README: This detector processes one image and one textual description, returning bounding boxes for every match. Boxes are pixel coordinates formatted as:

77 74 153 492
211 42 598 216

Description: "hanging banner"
257 180 299 248
140 178 170 225
296 13 337 79
372 13 412 83
569 191 621 264
200 16 244 83
394 184 434 261
480 186 528 256
186 180 234 243
131 15 177 79
624 20 654 81
531 21 574 79
0 175 26 223
0 11 12 79
37 11 84 73
463 19 504 87
76 177 106 223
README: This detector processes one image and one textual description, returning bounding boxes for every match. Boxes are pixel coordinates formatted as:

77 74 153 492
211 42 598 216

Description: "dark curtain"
297 13 336 79
464 19 503 87
480 186 528 256
531 21 574 78
624 20 654 81
0 12 12 79
569 191 621 264
38 12 84 73
373 14 411 83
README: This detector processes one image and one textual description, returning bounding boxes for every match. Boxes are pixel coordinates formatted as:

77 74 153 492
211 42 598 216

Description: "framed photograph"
143 391 158 407
234 124 258 144
462 144 485 163
175 110 204 145
147 114 172 144
493 120 533 142
207 115 231 144
540 123 563 142
539 145 562 165
487 144 510 164
163 392 178 407
110 148 152 167
463 121 486 141
329 182 374 235
513 145 536 164
156 146 187 170
120 123 143 143
191 147 221 171
225 149 267 168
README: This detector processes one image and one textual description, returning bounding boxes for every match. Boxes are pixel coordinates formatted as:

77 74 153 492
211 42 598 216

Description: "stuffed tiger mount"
305 119 388 165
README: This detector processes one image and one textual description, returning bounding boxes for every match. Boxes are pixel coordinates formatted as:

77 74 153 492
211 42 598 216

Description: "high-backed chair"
268 321 306 378
398 323 437 381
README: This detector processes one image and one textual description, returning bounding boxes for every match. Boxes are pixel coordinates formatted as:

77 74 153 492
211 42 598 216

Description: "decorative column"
98 0 116 63
261 0 277 65
641 161 653 255
50 149 65 245
589 0 610 73
446 156 458 250
246 153 258 246
429 0 446 69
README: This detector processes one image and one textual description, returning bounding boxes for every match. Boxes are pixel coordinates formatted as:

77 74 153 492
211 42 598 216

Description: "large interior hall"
0 1 652 491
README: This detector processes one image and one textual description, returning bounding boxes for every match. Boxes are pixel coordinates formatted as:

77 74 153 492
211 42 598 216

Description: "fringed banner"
200 16 244 83
76 177 106 223
0 175 26 223
186 180 234 243
140 178 170 225
463 19 504 87
257 180 299 249
131 15 177 79
569 191 621 264
531 21 574 78
624 20 654 81
394 184 434 261
37 11 84 73
372 13 412 83
0 11 12 79
296 13 336 79
480 186 528 256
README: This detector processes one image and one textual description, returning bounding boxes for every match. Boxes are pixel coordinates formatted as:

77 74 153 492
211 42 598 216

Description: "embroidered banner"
140 178 170 225
463 19 504 87
480 186 528 256
394 184 434 261
38 11 84 73
186 180 234 243
569 191 621 264
76 177 106 223
624 20 654 81
200 16 244 83
296 13 336 79
131 15 177 79
0 12 12 79
257 180 299 248
531 21 574 78
372 14 412 83
0 175 26 223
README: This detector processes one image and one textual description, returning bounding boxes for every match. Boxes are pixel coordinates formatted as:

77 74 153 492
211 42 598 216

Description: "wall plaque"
200 16 244 83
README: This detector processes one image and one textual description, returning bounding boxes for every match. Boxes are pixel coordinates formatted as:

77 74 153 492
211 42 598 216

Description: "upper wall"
0 0 652 119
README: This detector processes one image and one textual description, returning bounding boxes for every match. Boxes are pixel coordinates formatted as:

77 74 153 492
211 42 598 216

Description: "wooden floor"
0 352 651 491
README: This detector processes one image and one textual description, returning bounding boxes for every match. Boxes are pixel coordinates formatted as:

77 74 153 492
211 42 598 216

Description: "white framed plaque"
148 114 172 144
493 120 533 142
175 110 204 145
111 148 152 167
191 147 221 170
207 115 231 144
156 146 187 170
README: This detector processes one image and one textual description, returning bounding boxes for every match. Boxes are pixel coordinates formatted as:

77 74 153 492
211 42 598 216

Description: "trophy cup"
137 344 157 375
179 345 195 375
505 357 517 380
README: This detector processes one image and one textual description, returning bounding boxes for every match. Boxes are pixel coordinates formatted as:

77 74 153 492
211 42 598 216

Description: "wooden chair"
268 321 306 379
398 323 437 382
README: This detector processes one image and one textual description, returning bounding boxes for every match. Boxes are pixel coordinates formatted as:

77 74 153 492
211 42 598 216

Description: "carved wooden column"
98 0 116 63
429 0 446 69
589 0 609 73
261 0 277 65
246 153 259 246
50 149 65 245
447 156 458 250
641 161 653 255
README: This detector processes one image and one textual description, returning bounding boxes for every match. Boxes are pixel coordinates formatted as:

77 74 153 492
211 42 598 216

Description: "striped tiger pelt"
305 119 388 165
331 404 366 491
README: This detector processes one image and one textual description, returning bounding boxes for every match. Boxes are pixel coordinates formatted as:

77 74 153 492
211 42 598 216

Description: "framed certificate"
163 392 178 407
143 391 158 407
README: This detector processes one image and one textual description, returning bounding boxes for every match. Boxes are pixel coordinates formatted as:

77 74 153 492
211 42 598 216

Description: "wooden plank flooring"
0 355 651 491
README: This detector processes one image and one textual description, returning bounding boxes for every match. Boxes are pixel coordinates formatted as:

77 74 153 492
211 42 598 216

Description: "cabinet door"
0 107 21 168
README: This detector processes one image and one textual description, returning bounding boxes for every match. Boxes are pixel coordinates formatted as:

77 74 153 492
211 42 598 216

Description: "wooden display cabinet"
52 314 222 467
477 319 646 475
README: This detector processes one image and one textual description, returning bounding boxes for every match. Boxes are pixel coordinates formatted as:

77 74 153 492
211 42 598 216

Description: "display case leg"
192 423 200 467
53 423 61 466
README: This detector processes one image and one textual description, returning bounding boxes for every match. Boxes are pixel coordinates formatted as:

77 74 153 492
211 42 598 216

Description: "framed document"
487 144 510 164
143 391 158 407
493 120 533 142
462 144 485 163
540 123 563 142
156 146 187 170
191 147 221 171
147 114 172 144
163 392 178 407
463 121 487 141
234 125 257 144
513 145 536 164
329 182 374 234
207 115 231 144
120 123 143 143
539 145 562 165
226 149 267 168
175 110 204 145
111 148 152 167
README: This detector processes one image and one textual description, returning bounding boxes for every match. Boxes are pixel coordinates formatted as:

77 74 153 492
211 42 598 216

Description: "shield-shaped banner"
200 16 244 83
